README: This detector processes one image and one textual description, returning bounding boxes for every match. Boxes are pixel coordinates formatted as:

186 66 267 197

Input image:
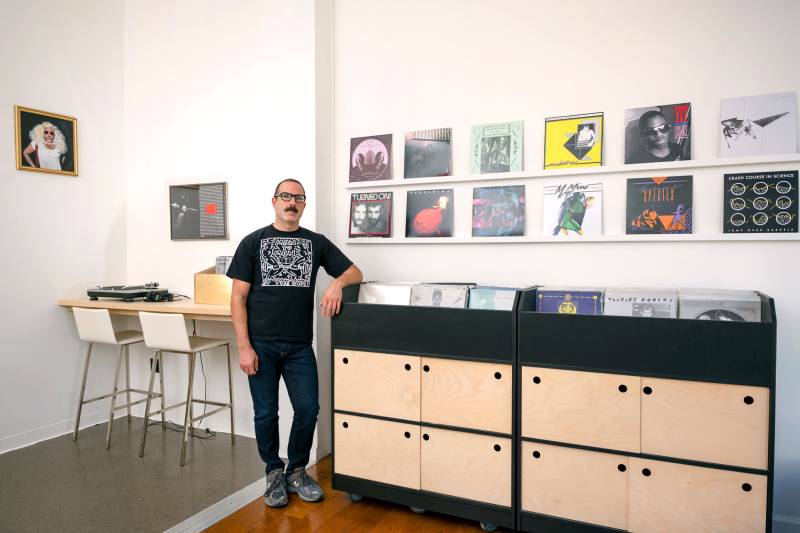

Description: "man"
227 178 363 508
365 202 387 233
350 202 368 234
627 110 685 163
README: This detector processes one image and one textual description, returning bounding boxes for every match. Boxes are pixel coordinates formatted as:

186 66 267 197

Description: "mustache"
284 206 298 213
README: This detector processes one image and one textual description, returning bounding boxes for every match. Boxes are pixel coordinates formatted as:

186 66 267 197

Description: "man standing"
227 178 363 508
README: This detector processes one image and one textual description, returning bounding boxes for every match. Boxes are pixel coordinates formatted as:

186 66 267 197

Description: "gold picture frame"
15 105 78 176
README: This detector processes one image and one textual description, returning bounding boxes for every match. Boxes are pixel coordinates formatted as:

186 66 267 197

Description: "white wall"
333 0 800 526
0 0 126 452
123 0 321 461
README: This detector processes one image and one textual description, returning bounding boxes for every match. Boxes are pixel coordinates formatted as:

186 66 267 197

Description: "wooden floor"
206 454 497 532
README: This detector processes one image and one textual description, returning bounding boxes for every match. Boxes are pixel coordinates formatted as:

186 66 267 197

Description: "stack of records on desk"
536 286 604 315
410 283 473 309
468 286 519 311
604 288 678 318
357 281 418 305
678 289 762 322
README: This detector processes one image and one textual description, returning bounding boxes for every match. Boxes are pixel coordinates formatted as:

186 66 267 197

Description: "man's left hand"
320 280 343 317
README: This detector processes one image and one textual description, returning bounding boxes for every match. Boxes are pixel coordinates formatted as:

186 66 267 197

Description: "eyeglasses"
44 130 54 135
641 124 670 136
274 192 307 203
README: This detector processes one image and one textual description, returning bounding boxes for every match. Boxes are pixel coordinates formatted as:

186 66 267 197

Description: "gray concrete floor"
0 417 263 533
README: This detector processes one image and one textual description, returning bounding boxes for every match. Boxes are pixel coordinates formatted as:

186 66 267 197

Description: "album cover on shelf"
470 121 523 174
404 128 452 179
410 284 471 309
723 170 798 233
626 176 693 234
536 287 604 315
678 289 762 322
406 189 454 237
357 281 417 306
603 288 678 318
720 92 798 157
468 286 518 311
625 103 691 164
542 180 603 237
349 134 392 182
472 185 526 237
544 112 604 169
349 191 392 238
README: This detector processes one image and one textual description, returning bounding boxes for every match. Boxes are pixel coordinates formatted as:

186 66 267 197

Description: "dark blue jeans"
249 340 319 474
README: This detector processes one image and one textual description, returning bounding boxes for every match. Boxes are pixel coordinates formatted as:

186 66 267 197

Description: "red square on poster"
205 203 218 215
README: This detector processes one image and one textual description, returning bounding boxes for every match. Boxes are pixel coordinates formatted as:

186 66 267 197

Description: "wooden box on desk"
194 267 232 305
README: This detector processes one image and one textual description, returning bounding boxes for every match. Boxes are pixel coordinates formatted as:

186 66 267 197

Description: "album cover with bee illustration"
723 170 798 233
626 176 693 234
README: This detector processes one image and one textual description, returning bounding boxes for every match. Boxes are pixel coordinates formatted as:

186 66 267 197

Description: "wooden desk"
58 298 232 322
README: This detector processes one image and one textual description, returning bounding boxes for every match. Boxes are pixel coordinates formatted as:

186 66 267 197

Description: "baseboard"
0 408 118 455
165 476 267 533
775 514 800 533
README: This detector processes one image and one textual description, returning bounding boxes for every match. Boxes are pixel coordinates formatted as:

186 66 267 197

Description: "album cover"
404 128 452 179
406 189 454 237
544 112 604 169
542 180 603 237
472 185 526 237
470 121 523 174
603 288 678 318
349 191 392 238
625 103 691 164
536 287 604 315
678 289 761 322
357 282 417 305
410 284 470 309
626 176 693 234
724 170 798 233
349 134 392 182
468 286 518 311
720 92 798 157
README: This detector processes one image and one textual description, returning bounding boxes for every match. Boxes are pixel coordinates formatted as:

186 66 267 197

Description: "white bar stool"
138 311 235 466
72 307 151 449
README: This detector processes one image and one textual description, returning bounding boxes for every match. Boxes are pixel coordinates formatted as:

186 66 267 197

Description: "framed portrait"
169 182 228 240
15 106 78 176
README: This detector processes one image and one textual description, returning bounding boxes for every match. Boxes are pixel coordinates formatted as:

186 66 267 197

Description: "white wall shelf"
345 153 800 190
346 233 800 244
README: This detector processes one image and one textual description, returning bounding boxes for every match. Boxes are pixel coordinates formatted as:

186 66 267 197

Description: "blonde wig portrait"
29 122 68 155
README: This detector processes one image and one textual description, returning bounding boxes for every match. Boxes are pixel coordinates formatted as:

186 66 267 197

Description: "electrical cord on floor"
147 419 216 440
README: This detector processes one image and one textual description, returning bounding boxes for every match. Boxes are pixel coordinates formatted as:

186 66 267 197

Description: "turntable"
87 282 173 302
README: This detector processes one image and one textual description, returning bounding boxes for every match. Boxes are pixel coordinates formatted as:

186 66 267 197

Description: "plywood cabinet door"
640 378 769 469
420 427 511 507
334 349 421 421
521 366 641 452
334 413 420 490
521 442 629 530
421 358 511 434
628 458 767 533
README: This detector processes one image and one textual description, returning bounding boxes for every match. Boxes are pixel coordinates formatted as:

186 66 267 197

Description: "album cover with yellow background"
544 112 604 169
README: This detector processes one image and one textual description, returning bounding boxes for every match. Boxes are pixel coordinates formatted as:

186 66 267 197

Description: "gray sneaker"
264 468 288 508
286 467 324 502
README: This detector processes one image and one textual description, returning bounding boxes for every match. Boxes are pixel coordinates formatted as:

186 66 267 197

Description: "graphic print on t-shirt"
260 237 313 287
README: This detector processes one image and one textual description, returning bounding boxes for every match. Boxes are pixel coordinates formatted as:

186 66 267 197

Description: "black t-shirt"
226 225 353 342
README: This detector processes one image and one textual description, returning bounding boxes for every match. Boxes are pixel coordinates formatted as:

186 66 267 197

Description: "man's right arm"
231 279 258 375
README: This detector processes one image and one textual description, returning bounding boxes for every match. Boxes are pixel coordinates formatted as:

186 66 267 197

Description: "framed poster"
15 105 78 176
169 182 228 240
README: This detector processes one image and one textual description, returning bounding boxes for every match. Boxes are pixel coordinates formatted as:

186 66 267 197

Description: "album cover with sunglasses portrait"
15 105 78 176
624 103 691 164
723 170 798 233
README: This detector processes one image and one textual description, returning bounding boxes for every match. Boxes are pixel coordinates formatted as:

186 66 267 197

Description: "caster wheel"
409 506 426 514
349 493 363 502
480 522 498 532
